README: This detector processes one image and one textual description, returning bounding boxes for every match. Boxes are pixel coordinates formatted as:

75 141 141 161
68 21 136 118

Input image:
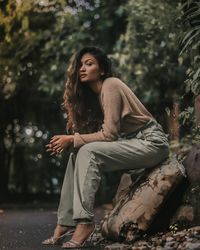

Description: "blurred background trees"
0 0 199 199
112 0 187 135
0 0 127 198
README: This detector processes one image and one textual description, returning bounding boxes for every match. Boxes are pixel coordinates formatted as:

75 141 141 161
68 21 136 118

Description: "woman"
43 46 169 248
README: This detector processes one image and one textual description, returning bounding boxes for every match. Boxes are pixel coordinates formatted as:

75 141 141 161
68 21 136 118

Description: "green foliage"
179 106 194 125
179 0 200 139
112 0 187 112
0 0 127 97
180 0 200 97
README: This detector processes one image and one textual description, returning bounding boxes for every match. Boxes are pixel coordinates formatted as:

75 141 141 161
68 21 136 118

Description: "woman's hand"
46 135 74 155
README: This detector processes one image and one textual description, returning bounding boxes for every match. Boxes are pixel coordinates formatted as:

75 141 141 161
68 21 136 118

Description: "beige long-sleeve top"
74 77 153 148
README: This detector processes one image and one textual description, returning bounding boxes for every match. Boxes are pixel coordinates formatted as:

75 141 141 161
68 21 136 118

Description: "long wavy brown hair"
63 46 113 134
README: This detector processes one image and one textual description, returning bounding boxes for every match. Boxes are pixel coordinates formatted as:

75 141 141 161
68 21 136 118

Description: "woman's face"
79 53 103 83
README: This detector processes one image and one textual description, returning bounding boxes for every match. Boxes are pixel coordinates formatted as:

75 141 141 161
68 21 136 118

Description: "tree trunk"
0 96 12 199
168 99 180 141
0 122 9 198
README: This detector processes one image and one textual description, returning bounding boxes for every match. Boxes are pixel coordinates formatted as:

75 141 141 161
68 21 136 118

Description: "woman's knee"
75 142 106 170
76 143 98 165
77 142 105 157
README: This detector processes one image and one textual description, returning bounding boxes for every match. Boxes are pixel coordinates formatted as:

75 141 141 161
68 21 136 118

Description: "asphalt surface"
0 207 104 250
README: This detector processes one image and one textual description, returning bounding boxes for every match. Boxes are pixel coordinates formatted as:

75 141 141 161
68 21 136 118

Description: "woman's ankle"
53 225 70 237
70 223 95 244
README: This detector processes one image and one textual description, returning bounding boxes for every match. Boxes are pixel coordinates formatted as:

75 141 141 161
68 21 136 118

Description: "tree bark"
168 99 180 141
0 112 9 198
0 137 9 197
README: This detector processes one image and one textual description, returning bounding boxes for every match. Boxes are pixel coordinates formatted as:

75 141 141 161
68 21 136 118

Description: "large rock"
101 159 185 243
183 144 200 183
169 144 200 228
170 184 200 228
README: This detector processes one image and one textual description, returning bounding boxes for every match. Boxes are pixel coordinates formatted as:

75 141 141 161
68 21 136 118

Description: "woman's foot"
62 223 95 248
42 225 75 245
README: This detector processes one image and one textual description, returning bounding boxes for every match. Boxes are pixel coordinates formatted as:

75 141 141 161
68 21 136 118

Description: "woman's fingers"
57 147 63 153
52 144 62 151
51 149 62 156
47 141 62 149
46 144 53 151
50 147 58 155
45 141 64 156
50 136 60 143
46 148 53 152
50 151 56 156
50 138 63 148
46 143 55 153
58 147 63 153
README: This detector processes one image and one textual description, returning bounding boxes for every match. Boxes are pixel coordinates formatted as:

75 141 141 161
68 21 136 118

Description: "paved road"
0 207 104 250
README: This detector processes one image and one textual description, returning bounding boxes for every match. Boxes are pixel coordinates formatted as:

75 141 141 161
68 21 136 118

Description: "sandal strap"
62 225 96 248
42 229 75 245
42 236 57 245
68 239 82 246
62 239 82 248
65 229 75 235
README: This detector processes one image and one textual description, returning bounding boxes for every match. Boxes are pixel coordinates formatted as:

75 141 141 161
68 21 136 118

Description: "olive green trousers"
57 120 169 226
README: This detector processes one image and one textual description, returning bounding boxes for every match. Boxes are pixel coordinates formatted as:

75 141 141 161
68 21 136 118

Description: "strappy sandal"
42 228 75 245
61 239 83 249
61 225 96 249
